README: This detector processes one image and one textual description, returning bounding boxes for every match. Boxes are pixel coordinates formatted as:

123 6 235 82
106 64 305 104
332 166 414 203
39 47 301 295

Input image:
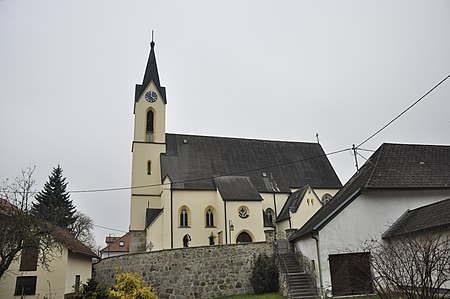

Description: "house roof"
135 41 167 104
289 143 450 241
161 134 342 193
276 186 309 222
54 227 98 258
0 199 97 258
100 233 130 254
382 198 450 239
214 176 263 201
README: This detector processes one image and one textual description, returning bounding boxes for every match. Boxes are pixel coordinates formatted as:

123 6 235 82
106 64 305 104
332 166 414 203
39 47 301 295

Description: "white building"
289 143 450 297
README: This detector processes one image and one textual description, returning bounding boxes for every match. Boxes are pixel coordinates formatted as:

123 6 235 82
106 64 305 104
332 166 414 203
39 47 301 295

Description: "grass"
219 293 286 299
335 295 380 299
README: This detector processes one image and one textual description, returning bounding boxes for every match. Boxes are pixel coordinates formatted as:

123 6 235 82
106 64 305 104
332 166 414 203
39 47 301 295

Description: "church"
129 40 342 252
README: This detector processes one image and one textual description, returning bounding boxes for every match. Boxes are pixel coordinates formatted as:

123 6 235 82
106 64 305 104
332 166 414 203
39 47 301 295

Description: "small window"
307 199 310 205
238 206 249 219
119 240 125 247
179 206 190 227
15 276 37 296
311 199 314 205
322 193 332 204
74 275 81 293
19 245 38 271
205 208 214 227
147 160 151 175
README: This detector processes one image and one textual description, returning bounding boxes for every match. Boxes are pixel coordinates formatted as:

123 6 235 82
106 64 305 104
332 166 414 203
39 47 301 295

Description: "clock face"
145 91 158 103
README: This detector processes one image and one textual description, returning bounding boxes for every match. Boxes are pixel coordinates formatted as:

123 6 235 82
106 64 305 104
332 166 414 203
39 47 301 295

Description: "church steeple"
135 38 166 103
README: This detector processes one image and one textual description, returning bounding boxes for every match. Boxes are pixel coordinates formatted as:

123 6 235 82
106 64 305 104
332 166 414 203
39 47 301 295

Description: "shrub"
109 271 158 299
250 253 279 294
76 278 109 299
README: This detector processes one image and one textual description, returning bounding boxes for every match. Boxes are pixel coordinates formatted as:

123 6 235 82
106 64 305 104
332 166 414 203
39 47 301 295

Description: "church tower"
129 39 166 252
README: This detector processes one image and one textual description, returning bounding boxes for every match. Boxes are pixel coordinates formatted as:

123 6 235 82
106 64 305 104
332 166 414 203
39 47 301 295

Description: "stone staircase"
278 252 319 299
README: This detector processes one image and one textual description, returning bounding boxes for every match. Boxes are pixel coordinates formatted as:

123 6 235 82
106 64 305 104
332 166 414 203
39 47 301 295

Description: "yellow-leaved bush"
109 271 158 299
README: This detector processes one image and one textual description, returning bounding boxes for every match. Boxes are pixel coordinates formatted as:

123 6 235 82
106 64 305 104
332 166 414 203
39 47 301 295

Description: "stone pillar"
285 228 297 252
129 230 146 253
264 229 275 243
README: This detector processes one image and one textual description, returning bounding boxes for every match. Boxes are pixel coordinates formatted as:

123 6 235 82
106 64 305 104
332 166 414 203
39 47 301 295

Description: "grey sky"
1 0 449 247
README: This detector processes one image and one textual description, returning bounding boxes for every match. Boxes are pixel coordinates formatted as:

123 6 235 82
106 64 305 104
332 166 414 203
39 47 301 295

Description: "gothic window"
205 207 214 227
146 110 154 142
265 208 275 224
179 206 190 227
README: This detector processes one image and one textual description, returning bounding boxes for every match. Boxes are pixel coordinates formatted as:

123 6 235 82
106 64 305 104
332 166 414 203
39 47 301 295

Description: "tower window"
147 160 151 175
146 110 154 142
265 208 275 224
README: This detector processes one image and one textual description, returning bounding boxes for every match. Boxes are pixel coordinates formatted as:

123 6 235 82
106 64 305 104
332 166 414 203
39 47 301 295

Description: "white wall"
295 189 450 295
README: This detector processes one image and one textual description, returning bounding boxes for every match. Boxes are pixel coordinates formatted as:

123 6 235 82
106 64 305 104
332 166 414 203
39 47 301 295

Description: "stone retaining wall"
94 241 275 299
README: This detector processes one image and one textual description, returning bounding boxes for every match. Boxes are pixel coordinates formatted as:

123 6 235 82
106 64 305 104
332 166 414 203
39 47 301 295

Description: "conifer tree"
32 165 76 229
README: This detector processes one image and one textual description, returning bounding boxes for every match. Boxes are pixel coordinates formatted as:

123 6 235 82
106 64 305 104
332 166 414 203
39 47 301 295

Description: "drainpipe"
224 200 228 244
312 233 323 296
170 188 173 249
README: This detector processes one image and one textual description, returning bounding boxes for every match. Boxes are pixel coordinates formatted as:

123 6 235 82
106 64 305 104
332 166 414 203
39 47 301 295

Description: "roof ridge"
166 132 319 145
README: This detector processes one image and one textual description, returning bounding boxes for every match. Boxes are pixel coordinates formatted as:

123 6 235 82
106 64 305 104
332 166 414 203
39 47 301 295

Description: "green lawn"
219 293 286 299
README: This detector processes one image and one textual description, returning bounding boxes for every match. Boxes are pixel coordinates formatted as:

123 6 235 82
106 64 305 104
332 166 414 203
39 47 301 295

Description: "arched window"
146 110 154 142
265 208 275 224
236 231 253 243
179 206 190 227
205 207 214 227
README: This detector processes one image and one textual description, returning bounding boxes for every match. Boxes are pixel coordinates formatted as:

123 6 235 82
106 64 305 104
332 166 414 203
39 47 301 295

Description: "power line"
357 74 450 148
93 224 127 233
68 147 352 194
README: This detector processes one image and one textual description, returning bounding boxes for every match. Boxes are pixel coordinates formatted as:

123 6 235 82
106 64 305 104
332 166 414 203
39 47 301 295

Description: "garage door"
329 252 373 296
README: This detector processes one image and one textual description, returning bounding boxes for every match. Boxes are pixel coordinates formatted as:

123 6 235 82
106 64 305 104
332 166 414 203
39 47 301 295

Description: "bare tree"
366 230 450 299
0 167 60 279
69 211 96 250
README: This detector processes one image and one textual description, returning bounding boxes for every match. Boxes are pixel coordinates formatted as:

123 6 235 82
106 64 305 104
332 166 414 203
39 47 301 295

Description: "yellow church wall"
312 188 339 202
225 201 265 243
171 190 221 248
146 211 165 251
291 187 322 230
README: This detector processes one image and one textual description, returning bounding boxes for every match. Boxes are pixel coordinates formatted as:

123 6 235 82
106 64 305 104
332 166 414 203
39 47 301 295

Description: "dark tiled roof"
100 233 130 254
276 186 308 222
214 176 262 201
382 198 450 238
53 227 98 258
289 143 450 241
161 134 342 192
135 41 167 103
145 208 163 228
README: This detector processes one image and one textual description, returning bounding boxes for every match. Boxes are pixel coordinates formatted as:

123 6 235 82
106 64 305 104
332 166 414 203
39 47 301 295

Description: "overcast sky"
1 0 449 248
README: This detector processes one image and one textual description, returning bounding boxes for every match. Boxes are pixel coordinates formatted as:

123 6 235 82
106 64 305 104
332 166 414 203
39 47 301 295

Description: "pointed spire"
135 32 166 103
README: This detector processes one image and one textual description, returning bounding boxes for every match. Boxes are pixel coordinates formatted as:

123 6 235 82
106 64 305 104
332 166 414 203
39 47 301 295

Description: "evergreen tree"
32 165 76 229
